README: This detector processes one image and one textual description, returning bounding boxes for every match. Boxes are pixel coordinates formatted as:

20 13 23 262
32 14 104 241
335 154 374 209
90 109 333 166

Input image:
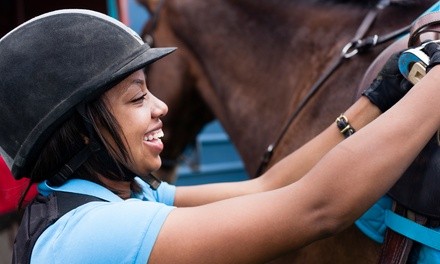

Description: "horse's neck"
177 1 369 168
164 0 436 176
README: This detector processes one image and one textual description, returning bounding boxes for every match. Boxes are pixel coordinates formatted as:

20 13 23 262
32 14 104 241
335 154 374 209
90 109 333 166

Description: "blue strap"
385 210 440 250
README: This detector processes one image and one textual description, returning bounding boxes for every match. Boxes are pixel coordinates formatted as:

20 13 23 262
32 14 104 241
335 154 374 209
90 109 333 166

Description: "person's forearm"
257 96 381 191
175 96 381 206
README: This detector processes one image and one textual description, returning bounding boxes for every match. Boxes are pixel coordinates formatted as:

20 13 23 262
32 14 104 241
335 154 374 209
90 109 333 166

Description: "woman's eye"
132 93 148 103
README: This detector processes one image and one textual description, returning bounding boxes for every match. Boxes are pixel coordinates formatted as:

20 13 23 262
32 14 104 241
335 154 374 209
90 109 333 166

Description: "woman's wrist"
338 96 382 137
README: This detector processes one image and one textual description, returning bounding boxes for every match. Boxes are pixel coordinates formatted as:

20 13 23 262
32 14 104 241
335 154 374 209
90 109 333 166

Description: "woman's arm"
174 97 380 206
174 52 408 207
149 65 440 264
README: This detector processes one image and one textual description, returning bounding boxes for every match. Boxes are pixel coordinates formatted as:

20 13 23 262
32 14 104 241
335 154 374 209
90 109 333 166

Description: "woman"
1 9 439 264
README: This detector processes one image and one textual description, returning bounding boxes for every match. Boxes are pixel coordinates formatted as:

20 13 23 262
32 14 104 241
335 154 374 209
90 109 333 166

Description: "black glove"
362 52 412 113
422 41 440 72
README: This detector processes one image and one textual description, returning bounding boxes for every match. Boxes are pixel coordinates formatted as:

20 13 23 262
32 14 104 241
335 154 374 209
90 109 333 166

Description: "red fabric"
0 156 37 214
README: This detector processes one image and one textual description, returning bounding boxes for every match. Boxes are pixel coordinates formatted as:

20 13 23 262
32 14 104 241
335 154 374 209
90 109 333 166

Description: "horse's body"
139 0 438 263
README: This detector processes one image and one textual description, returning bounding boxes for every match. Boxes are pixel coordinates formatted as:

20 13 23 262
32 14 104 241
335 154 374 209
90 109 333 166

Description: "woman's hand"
362 52 412 112
423 41 440 72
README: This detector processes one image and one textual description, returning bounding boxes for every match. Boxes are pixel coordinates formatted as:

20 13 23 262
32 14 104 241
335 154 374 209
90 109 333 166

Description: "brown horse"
138 0 438 263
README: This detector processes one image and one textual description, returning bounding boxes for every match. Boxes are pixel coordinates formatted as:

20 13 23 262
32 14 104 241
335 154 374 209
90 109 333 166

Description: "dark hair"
27 95 141 196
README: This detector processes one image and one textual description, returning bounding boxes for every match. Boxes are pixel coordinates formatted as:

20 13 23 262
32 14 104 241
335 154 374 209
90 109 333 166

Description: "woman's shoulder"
32 197 175 263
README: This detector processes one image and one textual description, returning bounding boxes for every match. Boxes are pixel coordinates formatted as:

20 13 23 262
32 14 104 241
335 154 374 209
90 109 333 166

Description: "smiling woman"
2 8 440 264
102 70 168 177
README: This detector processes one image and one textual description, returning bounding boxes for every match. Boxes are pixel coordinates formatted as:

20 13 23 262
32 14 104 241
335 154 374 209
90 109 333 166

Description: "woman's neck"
98 175 132 199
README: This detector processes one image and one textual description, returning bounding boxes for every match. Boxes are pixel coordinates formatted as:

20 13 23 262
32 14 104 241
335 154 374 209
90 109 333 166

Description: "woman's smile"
143 128 164 153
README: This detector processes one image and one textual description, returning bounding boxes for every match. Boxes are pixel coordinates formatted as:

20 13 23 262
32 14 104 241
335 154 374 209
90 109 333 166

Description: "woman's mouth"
143 129 165 153
144 129 164 142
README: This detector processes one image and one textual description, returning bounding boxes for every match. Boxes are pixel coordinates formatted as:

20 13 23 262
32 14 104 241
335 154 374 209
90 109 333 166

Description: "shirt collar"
38 178 123 202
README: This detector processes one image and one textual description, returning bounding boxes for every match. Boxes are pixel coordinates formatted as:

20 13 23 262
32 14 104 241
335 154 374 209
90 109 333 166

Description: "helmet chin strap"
48 105 161 190
47 141 98 186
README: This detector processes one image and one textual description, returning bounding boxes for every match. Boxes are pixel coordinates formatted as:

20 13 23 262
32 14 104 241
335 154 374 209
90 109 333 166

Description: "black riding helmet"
0 9 175 181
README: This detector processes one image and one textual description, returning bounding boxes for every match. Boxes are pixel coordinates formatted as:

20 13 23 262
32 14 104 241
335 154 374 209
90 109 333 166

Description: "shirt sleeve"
135 177 176 206
32 200 175 264
154 181 176 205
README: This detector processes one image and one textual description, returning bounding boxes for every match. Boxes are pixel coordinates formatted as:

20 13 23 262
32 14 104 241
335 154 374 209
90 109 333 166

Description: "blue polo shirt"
31 177 176 264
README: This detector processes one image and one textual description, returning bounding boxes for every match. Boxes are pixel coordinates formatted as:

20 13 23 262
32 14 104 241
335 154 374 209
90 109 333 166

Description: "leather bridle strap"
143 0 166 46
255 0 410 177
354 0 391 40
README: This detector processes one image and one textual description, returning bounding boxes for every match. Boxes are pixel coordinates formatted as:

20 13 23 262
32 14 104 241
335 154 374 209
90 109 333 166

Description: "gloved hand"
362 52 413 113
423 41 440 72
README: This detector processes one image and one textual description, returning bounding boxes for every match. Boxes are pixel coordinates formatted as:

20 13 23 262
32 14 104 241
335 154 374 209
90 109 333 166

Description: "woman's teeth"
144 130 164 141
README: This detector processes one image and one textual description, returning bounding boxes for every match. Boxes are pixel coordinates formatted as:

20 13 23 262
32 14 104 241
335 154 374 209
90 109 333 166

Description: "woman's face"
103 70 168 176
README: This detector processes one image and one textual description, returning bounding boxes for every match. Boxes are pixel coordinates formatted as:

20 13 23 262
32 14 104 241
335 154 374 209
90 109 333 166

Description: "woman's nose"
152 95 168 118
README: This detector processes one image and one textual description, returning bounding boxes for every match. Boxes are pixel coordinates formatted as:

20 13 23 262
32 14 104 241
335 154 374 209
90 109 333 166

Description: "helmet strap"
48 143 97 186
